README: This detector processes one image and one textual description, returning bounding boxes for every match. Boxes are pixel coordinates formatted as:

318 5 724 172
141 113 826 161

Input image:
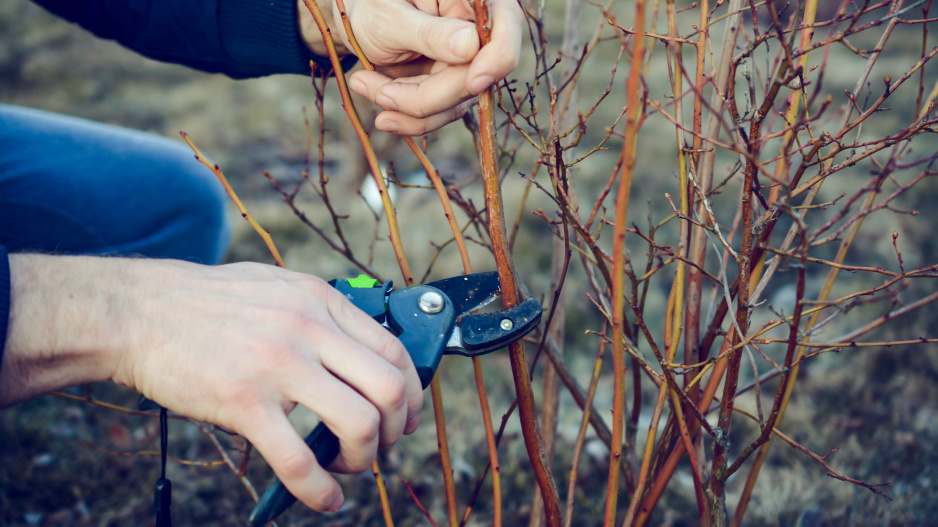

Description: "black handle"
155 477 172 527
248 279 454 526
248 423 339 526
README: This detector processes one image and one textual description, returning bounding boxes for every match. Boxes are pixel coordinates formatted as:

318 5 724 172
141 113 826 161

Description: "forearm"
0 250 424 512
30 0 349 78
0 254 128 407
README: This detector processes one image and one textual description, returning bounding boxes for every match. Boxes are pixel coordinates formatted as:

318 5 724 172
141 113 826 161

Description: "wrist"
298 0 350 59
0 254 133 406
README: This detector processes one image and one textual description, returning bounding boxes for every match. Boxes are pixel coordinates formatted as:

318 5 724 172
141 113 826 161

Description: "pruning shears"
248 272 543 526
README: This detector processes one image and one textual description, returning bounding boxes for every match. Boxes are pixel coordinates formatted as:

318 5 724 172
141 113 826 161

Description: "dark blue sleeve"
0 246 10 380
31 0 354 79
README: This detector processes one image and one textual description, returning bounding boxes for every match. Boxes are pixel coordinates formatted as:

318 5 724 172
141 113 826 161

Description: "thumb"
379 8 481 64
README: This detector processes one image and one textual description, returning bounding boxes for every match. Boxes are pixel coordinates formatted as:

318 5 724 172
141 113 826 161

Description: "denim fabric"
0 104 231 264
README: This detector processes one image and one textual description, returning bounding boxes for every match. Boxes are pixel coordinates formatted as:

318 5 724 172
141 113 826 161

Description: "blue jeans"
0 104 231 264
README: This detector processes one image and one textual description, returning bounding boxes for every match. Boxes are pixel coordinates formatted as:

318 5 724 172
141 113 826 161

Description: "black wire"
155 406 172 527
160 407 168 479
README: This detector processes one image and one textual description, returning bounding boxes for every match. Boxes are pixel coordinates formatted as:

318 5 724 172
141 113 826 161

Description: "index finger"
242 407 345 512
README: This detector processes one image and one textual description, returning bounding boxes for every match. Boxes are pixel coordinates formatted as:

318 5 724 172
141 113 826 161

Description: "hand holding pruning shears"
249 271 542 525
1 256 429 514
95 260 541 523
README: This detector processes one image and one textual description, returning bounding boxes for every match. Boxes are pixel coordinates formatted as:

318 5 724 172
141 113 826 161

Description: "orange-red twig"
473 1 561 525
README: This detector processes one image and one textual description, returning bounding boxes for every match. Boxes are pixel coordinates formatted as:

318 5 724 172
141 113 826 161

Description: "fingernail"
470 75 495 95
375 93 398 111
377 118 399 133
326 490 345 512
349 78 367 97
404 414 420 435
450 27 475 59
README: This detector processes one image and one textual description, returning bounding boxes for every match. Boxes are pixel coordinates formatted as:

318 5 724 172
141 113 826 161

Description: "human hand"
0 255 423 512
299 0 524 135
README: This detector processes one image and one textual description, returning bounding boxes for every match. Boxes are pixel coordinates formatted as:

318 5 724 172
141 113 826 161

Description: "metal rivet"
500 318 513 331
418 291 445 314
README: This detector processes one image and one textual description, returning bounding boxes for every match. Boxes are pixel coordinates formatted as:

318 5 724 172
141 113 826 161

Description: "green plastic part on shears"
347 274 380 288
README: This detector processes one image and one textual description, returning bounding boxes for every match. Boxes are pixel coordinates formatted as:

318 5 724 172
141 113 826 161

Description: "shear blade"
425 272 501 316
445 297 543 356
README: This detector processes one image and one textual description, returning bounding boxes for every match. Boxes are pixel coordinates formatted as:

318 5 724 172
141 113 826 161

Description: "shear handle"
249 282 456 525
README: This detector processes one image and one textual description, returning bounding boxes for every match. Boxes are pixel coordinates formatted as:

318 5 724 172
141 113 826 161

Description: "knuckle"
286 309 326 336
345 404 381 452
323 287 360 318
224 382 265 410
377 336 409 370
403 98 431 119
420 20 441 55
340 418 380 471
255 339 304 373
297 273 333 298
273 448 317 482
374 367 407 412
216 385 266 427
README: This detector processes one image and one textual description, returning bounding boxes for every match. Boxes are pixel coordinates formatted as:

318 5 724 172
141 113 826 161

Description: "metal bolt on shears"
248 271 543 525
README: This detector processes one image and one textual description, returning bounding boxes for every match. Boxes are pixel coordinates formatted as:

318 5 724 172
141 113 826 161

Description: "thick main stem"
473 2 561 525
